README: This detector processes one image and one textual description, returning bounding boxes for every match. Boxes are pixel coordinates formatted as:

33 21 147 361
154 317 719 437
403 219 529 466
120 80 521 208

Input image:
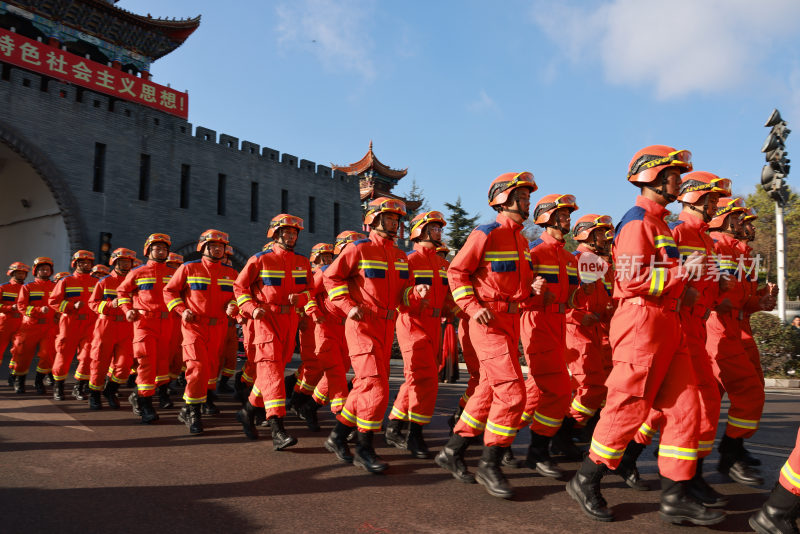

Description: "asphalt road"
1 356 797 534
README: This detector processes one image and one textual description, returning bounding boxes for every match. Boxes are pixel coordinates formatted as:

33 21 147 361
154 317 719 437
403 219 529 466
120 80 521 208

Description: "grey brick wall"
0 64 363 262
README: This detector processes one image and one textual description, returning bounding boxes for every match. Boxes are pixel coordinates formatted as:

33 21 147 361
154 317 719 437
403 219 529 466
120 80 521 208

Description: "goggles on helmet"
628 149 693 179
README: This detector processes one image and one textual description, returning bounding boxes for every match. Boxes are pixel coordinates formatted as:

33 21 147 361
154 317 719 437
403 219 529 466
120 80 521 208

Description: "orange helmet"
109 248 136 266
70 250 95 269
166 253 184 266
572 214 613 242
143 233 171 256
743 206 758 222
6 261 30 277
310 243 335 263
334 231 366 255
53 271 70 282
32 257 54 271
363 197 407 227
197 229 230 252
677 172 732 204
91 264 110 277
436 244 450 255
627 145 692 184
533 194 578 225
409 211 447 240
267 214 304 239
709 197 747 229
488 172 537 207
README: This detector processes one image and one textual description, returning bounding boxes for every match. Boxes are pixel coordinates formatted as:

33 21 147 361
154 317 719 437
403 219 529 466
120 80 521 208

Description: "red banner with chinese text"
0 27 188 119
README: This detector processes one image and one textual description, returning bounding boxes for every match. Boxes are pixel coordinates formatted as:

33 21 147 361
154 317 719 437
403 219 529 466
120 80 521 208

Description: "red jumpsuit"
635 213 722 458
164 257 238 404
589 195 700 481
49 272 96 382
234 244 312 417
738 241 765 385
448 213 533 447
457 316 480 410
780 427 800 496
87 270 134 390
1 279 24 360
303 265 349 414
10 279 57 375
240 316 256 386
294 314 321 396
220 318 239 380
323 231 414 433
117 261 177 398
390 243 453 426
565 245 612 426
706 232 764 439
520 232 578 436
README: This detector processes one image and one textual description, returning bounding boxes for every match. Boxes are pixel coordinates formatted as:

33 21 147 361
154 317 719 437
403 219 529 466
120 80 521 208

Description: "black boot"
718 434 764 486
435 433 476 483
298 397 321 432
324 421 354 463
502 448 524 468
232 371 247 404
88 389 102 410
128 392 141 416
687 457 728 508
406 422 431 459
448 405 464 436
34 372 46 395
384 418 407 449
157 384 173 409
13 374 26 394
284 373 298 398
53 380 65 401
353 430 388 473
550 417 583 461
658 475 725 526
526 429 564 478
235 400 261 440
71 380 88 400
44 373 54 386
125 373 137 388
566 457 613 522
217 374 234 393
749 483 800 534
476 446 514 499
269 417 297 451
610 441 650 491
288 390 309 418
177 404 204 434
202 390 219 415
139 395 159 424
7 372 13 387
103 381 120 409
742 443 762 467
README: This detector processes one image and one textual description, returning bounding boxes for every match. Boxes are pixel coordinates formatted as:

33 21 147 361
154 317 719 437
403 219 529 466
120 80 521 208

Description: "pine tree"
403 179 430 222
444 197 480 250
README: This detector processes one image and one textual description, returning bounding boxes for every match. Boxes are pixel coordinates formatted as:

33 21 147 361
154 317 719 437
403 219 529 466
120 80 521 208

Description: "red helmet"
53 271 70 282
166 253 184 266
109 248 136 266
6 261 30 277
572 214 613 242
533 194 578 225
677 172 732 204
488 172 538 207
709 197 747 229
143 233 171 256
627 145 692 184
409 211 447 241
363 197 407 226
310 243 335 263
32 257 54 272
70 250 95 269
197 229 230 252
334 231 366 255
267 214 304 239
91 264 110 276
743 206 758 222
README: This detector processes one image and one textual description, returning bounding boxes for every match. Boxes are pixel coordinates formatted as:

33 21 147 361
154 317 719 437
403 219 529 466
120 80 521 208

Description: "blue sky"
124 0 800 228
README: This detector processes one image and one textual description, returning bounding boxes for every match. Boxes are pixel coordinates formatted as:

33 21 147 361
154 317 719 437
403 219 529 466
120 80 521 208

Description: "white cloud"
532 0 800 99
468 90 500 113
276 0 376 82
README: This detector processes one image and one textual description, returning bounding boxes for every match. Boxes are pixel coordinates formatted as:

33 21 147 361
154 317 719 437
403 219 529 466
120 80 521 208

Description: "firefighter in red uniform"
10 257 56 394
560 214 614 457
217 246 240 395
164 230 237 434
165 252 185 392
91 265 110 278
116 233 176 424
322 198 421 473
234 215 312 450
437 172 545 499
49 250 96 401
707 197 773 486
749 425 800 533
566 145 723 526
385 210 453 459
85 248 136 409
520 193 580 476
1 262 29 378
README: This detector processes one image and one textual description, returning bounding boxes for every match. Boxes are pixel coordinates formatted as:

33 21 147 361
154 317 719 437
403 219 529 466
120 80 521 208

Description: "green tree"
444 197 480 250
402 179 430 222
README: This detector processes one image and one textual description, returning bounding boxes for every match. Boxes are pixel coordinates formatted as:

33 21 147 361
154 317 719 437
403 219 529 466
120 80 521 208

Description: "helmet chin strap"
647 175 677 203
685 196 712 223
502 207 529 219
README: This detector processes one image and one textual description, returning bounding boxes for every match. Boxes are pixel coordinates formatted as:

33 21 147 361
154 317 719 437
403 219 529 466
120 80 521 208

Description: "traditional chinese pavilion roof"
332 141 408 181
6 0 200 60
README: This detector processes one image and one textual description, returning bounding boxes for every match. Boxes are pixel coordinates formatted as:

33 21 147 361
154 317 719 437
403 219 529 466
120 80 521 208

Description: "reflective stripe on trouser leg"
779 426 800 497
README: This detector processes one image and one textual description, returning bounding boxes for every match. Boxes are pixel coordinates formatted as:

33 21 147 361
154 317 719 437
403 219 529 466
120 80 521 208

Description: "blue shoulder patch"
475 222 500 235
130 264 145 272
572 249 580 256
254 250 272 258
530 238 544 249
407 249 418 257
99 274 112 282
614 206 646 245
184 259 202 265
353 238 370 246
319 264 330 272
667 220 684 230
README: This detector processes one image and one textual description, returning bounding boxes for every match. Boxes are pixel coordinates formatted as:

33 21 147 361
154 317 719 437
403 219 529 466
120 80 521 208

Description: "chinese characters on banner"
0 27 188 119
